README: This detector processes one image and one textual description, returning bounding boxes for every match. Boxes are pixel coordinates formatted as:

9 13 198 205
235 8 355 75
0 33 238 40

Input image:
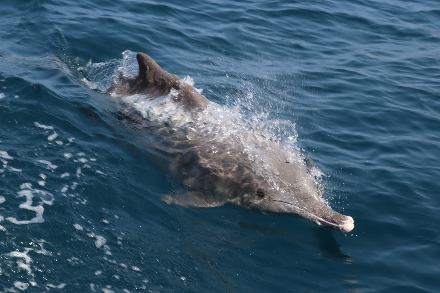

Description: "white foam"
34 122 54 130
38 181 46 186
20 183 32 189
0 93 5 99
14 281 29 291
78 158 88 163
6 189 45 225
47 132 58 141
55 140 63 145
61 185 69 193
37 160 58 170
9 166 22 172
35 240 50 255
46 283 66 289
0 196 5 204
67 257 82 265
132 266 141 272
60 172 70 178
8 251 31 263
18 260 33 276
95 235 107 248
74 223 83 231
63 153 73 159
0 150 13 160
76 167 82 178
6 188 53 225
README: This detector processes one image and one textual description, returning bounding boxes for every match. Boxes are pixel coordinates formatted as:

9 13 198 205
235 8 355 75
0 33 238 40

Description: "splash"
85 51 328 200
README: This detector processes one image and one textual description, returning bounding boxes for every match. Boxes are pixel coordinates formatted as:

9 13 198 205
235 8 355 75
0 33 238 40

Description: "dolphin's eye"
256 189 265 198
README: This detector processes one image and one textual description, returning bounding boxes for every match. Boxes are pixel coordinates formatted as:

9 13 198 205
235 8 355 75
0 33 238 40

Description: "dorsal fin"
135 52 179 95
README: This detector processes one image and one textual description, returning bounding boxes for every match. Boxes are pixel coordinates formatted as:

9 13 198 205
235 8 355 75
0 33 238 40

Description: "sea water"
0 0 439 292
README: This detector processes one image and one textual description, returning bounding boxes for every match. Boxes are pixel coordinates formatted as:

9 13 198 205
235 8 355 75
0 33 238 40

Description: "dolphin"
105 52 354 233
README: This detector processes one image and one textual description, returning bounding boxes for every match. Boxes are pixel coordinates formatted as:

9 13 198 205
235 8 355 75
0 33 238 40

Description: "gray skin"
106 52 354 233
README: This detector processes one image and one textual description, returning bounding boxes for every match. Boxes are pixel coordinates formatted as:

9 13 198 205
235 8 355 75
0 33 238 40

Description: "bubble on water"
9 167 22 172
0 150 13 160
37 160 58 170
20 183 32 189
63 153 73 159
14 281 29 291
8 248 34 277
60 172 70 178
132 266 141 272
47 132 58 141
46 283 66 289
6 186 54 225
78 158 88 163
76 167 82 178
34 122 54 130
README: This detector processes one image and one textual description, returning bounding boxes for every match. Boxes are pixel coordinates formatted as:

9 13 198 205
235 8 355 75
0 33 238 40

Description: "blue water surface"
1 0 439 292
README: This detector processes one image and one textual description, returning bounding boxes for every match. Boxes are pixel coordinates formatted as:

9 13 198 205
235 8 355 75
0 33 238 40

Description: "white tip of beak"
341 216 354 233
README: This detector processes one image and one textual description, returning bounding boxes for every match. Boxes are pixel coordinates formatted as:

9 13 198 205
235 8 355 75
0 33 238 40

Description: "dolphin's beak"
272 198 354 233
311 214 354 233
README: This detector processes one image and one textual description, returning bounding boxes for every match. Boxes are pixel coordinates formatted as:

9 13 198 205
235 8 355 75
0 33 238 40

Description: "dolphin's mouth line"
271 199 341 229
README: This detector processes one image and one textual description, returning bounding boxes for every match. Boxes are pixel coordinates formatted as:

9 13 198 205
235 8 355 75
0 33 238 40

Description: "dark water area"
1 0 439 292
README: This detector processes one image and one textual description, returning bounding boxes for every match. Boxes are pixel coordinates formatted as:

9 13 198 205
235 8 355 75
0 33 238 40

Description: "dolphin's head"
242 181 354 232
238 153 354 233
